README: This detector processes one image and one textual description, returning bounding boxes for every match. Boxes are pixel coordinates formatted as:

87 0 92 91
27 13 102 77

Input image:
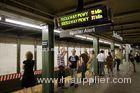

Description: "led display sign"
55 6 110 29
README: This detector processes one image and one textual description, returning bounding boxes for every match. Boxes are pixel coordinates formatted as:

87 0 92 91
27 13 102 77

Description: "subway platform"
0 0 140 93
13 62 140 93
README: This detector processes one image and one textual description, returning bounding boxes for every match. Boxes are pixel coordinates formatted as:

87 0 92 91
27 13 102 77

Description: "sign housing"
55 6 110 30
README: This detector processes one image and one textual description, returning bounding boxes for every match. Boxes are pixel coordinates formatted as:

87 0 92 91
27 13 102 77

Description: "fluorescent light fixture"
115 43 120 47
99 39 111 44
75 35 86 39
5 18 42 29
5 18 63 34
99 40 104 43
87 37 93 41
0 17 1 20
54 29 61 33
104 41 111 44
74 35 112 45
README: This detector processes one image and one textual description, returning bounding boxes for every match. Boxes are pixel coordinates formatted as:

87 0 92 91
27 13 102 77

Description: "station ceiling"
0 0 140 44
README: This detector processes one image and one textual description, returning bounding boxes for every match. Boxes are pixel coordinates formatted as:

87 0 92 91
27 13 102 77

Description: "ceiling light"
104 41 111 44
87 37 93 41
99 39 111 44
5 19 62 34
115 43 120 47
75 35 86 39
54 29 61 33
99 40 104 43
5 18 42 29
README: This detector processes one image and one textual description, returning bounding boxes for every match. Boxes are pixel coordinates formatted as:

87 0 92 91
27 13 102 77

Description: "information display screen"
55 6 109 29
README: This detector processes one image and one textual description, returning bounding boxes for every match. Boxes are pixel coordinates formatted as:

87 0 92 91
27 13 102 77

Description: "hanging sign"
55 6 110 29
112 31 123 41
70 27 95 35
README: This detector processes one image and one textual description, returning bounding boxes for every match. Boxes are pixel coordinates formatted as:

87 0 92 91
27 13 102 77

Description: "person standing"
135 52 140 64
68 49 79 87
115 49 123 71
21 51 37 93
87 50 95 77
80 49 89 81
111 50 115 72
106 52 113 76
129 50 136 72
96 50 106 76
57 47 67 88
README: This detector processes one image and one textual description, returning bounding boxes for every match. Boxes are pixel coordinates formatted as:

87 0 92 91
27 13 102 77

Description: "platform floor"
13 62 140 93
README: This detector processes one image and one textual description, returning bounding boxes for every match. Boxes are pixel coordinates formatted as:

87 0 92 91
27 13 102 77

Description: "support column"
93 37 99 75
110 42 115 58
34 39 37 70
42 24 54 93
17 38 20 73
125 44 131 62
110 42 115 51
66 42 69 66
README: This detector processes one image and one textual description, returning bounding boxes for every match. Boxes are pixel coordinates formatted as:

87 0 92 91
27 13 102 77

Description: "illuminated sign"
60 27 95 38
112 31 123 41
55 6 109 29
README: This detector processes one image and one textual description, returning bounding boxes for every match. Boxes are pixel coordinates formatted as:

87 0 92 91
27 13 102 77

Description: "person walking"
97 50 106 76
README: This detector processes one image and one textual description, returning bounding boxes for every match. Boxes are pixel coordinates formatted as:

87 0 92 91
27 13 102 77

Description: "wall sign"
42 40 48 48
70 27 95 35
112 31 123 41
55 6 110 29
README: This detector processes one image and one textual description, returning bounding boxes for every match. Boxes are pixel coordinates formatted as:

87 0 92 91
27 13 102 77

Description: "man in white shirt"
97 50 106 76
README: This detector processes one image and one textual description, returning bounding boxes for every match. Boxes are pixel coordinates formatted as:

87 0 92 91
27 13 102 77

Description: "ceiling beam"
124 33 140 36
105 28 140 34
0 2 53 23
124 35 140 38
113 9 140 17
115 27 140 31
4 0 54 17
105 27 140 34
56 0 106 16
0 27 17 32
124 39 140 43
113 21 140 26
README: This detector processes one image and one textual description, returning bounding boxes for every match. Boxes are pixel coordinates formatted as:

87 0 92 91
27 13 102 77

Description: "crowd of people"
20 48 140 92
57 48 140 88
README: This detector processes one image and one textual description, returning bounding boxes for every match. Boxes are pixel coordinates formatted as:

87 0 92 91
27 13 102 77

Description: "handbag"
87 63 91 70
